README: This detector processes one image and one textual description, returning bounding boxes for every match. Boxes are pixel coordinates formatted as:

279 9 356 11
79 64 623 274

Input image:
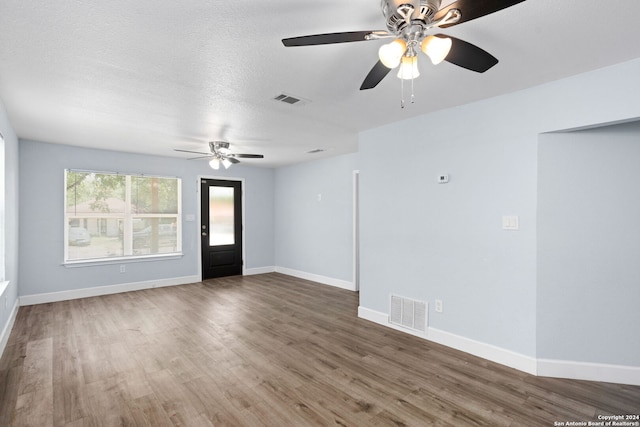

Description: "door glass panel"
209 186 235 246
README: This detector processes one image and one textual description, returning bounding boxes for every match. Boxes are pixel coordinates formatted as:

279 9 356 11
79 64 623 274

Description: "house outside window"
65 170 182 262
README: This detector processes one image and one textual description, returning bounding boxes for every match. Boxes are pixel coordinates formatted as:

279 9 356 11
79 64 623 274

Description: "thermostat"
437 174 449 184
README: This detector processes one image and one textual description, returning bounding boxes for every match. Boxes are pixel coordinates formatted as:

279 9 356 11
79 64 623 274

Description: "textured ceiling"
1 0 640 167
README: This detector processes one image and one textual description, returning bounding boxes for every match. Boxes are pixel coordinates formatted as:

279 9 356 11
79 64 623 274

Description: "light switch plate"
502 215 519 230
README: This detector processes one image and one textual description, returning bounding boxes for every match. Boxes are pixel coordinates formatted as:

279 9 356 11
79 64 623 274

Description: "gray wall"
0 100 19 336
359 58 640 359
18 140 274 296
274 153 358 283
538 122 640 366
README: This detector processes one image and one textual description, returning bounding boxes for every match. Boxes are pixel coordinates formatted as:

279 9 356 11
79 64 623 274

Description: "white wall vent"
389 295 427 332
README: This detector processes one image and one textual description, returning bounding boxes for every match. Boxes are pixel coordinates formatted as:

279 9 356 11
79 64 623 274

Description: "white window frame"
0 131 5 281
64 169 182 265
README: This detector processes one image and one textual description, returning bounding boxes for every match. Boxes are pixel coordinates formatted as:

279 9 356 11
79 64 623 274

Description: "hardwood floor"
1 273 638 426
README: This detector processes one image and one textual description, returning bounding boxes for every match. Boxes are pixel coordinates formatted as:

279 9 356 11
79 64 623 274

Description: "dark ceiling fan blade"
360 60 392 90
174 148 211 156
434 0 527 28
440 35 498 73
282 31 379 47
232 153 264 159
227 157 241 164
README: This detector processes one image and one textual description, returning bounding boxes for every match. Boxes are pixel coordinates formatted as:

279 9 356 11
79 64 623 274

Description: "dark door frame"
198 175 245 280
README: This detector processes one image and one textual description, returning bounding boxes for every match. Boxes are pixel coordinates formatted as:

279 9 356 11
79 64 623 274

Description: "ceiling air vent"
273 93 309 106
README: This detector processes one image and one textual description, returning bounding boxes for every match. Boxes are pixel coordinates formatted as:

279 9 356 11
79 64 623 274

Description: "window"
64 170 182 263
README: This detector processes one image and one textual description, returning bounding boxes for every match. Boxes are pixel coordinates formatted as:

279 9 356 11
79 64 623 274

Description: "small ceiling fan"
174 141 264 170
282 0 527 91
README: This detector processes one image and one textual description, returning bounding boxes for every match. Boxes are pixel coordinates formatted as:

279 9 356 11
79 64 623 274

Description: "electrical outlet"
120 265 126 273
435 299 443 313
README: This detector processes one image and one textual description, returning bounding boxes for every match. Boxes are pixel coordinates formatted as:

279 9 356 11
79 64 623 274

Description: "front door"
200 178 243 279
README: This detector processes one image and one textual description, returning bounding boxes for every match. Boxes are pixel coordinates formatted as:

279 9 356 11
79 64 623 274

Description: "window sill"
0 281 9 296
63 253 183 268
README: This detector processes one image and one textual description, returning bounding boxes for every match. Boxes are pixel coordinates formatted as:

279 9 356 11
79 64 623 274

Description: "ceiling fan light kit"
421 35 452 65
209 158 221 170
209 157 233 170
174 140 264 169
378 38 407 68
282 0 527 105
397 55 420 80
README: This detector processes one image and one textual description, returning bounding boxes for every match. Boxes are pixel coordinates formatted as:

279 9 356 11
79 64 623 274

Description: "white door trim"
352 170 360 292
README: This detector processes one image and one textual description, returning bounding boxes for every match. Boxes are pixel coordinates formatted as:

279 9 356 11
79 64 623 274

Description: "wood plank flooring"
0 273 638 426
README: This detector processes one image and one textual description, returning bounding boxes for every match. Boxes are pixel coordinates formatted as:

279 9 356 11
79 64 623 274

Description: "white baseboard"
359 305 639 385
244 266 276 276
538 358 640 386
19 275 200 306
427 326 538 375
17 266 345 306
18 267 347 307
275 266 355 291
0 299 19 358
358 306 535 374
358 305 640 385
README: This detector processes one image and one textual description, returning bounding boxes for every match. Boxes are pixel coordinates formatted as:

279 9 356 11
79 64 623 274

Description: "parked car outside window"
68 227 91 246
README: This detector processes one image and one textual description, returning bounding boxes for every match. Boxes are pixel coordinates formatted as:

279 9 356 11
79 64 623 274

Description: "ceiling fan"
174 141 264 170
282 0 527 93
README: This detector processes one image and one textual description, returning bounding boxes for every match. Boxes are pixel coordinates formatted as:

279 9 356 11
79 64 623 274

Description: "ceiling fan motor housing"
381 0 441 32
209 141 230 152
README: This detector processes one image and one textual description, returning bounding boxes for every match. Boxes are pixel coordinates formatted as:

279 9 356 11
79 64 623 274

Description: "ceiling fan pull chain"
400 74 405 108
411 73 415 104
